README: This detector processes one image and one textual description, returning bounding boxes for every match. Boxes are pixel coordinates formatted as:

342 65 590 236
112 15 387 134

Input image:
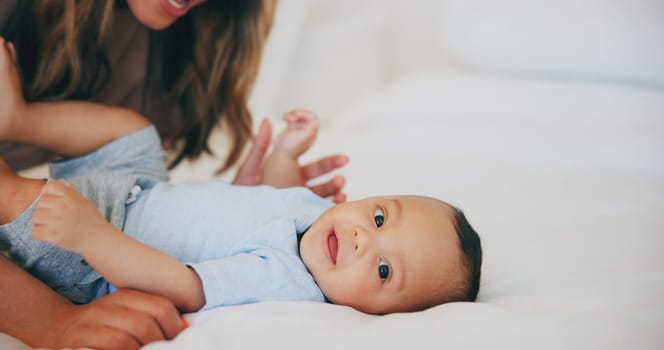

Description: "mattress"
2 71 662 350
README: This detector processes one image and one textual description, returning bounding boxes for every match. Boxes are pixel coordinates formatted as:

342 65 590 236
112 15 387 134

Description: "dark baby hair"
453 208 483 301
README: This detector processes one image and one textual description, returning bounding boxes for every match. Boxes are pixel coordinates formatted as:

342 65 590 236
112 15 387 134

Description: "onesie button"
126 185 143 204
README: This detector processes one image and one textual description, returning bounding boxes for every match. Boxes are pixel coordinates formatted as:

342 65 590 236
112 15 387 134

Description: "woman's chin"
144 20 176 31
135 15 176 30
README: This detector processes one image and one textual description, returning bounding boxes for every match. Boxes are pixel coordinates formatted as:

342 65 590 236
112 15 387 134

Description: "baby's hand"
0 36 25 140
272 110 319 158
32 181 109 254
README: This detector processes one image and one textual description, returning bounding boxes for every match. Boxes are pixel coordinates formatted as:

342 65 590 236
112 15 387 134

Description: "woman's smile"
159 0 195 19
168 0 189 9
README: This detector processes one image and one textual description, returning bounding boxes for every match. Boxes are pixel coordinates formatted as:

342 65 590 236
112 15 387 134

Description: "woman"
0 0 347 348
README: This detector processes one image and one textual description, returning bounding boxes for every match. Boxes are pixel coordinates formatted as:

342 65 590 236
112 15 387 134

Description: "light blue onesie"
0 126 332 309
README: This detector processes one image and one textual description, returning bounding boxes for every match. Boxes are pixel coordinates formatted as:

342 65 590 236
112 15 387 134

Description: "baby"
0 41 482 315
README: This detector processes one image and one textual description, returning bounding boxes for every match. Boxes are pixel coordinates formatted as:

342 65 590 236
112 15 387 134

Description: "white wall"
249 0 457 126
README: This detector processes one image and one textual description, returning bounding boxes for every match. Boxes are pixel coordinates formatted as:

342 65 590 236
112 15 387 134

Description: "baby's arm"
262 110 319 188
0 37 149 157
32 181 205 312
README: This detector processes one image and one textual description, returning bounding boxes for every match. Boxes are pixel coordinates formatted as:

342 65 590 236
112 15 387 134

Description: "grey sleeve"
49 126 168 230
49 125 168 183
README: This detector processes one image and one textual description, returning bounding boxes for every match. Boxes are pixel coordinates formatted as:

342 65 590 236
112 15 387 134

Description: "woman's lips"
159 0 191 18
327 230 338 265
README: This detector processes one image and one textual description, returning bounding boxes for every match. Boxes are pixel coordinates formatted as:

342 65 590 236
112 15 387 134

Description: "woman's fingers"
49 289 182 349
233 118 271 185
302 155 348 202
101 289 183 340
101 305 166 344
307 174 346 202
300 154 348 182
332 191 347 204
62 323 141 350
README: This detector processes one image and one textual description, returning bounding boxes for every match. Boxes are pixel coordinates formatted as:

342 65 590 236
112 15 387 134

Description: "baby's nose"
353 228 371 256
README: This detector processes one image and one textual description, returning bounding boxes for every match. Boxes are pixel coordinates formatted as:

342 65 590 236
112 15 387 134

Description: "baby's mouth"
327 230 338 265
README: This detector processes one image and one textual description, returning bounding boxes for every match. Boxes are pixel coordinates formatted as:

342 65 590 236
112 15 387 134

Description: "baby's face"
300 195 463 314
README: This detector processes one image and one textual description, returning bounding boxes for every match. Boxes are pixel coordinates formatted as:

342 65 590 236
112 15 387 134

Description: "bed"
3 0 663 349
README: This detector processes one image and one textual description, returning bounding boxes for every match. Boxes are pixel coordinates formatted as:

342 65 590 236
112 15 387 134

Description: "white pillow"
443 0 664 87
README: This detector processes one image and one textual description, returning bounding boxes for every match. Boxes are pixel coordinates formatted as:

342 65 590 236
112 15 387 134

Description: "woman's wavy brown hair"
3 0 275 171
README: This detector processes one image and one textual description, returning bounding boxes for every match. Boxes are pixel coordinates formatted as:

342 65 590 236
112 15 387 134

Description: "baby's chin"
298 228 321 272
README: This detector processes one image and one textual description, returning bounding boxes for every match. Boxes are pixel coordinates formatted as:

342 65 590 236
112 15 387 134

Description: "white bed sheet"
2 71 662 350
149 72 664 349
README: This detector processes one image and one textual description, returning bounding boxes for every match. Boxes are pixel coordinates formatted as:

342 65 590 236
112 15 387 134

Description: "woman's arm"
32 181 206 312
0 255 184 349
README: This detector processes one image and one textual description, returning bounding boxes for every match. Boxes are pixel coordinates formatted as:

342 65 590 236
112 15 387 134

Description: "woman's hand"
46 289 184 349
0 255 184 350
233 118 349 203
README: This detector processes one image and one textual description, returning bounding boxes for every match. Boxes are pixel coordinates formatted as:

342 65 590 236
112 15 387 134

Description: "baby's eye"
378 258 390 282
374 208 385 227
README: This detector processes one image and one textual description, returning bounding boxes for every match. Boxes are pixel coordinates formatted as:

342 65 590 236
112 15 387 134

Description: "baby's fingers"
31 223 50 242
31 207 55 241
33 192 68 226
283 110 319 128
31 200 60 225
36 191 64 210
40 180 72 196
